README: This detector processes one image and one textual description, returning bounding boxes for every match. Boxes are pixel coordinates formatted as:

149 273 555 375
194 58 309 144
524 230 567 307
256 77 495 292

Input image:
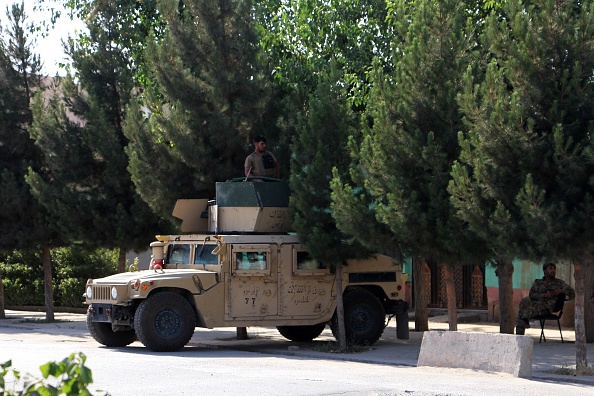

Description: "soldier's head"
543 263 556 279
253 135 267 153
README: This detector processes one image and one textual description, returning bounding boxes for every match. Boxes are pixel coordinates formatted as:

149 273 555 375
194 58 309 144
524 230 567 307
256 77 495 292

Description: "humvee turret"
84 179 408 352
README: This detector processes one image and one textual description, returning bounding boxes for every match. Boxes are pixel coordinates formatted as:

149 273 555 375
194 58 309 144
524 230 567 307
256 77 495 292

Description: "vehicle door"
226 244 278 319
278 244 335 317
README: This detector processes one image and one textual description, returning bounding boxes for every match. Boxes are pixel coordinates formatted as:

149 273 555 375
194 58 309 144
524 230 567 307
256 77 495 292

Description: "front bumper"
88 303 134 328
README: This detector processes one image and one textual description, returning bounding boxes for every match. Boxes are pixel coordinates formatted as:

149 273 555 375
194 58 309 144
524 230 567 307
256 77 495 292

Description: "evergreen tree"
290 66 372 351
125 0 268 218
256 0 398 177
27 1 165 272
333 0 486 331
451 0 594 371
0 2 61 320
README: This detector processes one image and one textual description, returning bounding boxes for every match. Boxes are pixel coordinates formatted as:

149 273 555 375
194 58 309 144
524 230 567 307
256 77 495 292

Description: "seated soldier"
515 262 575 335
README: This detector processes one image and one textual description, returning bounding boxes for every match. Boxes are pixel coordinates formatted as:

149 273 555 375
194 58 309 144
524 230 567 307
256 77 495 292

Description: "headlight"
111 286 118 300
86 286 93 299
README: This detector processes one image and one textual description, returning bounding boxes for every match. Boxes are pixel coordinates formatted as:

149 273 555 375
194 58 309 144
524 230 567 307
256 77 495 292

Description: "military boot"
515 318 529 335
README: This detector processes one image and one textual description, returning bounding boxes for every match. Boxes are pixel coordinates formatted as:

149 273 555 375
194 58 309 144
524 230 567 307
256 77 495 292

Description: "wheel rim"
349 305 372 332
154 308 182 338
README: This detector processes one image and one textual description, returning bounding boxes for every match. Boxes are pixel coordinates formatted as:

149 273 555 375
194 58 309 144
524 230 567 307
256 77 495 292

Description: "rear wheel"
331 288 385 345
86 308 136 347
276 323 327 342
134 292 196 352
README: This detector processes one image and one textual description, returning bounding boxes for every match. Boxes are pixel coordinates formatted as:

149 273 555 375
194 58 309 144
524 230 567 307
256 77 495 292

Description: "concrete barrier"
417 331 533 378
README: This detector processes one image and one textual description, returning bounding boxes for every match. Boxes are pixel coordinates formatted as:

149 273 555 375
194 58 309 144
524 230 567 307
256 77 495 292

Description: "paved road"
1 310 593 395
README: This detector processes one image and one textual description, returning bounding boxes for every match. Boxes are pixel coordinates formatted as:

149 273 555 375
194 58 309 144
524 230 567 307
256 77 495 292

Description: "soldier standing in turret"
515 263 575 335
244 135 280 179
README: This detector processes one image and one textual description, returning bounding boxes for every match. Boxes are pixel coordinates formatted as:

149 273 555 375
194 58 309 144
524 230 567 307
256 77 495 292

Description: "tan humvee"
85 180 408 352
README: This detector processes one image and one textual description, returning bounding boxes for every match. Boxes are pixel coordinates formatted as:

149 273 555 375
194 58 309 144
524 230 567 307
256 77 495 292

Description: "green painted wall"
402 257 413 278
402 257 574 290
485 259 574 289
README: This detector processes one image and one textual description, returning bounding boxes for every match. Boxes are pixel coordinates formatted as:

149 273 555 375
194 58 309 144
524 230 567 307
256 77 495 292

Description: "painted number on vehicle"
243 286 259 305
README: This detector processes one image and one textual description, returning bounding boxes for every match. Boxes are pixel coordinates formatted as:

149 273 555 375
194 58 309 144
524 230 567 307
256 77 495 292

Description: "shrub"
52 247 119 308
0 253 44 306
0 247 119 308
0 352 108 395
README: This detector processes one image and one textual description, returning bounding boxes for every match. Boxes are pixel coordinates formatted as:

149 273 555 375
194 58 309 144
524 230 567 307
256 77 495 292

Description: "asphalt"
1 309 593 386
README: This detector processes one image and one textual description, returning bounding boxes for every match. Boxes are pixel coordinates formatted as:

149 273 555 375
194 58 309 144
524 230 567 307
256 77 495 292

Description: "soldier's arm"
562 281 575 300
244 156 252 177
528 280 546 300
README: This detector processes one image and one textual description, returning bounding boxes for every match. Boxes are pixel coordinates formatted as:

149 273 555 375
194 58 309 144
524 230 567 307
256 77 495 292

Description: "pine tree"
125 0 269 218
0 2 61 320
27 1 165 272
290 66 371 351
333 0 486 331
451 0 594 371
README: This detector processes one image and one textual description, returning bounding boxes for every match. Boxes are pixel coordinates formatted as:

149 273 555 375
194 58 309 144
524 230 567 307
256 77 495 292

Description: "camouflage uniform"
518 277 575 321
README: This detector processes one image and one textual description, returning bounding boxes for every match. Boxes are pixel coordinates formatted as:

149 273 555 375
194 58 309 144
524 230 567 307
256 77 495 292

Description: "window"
296 251 326 270
167 244 191 264
293 249 329 275
194 244 218 264
236 251 268 270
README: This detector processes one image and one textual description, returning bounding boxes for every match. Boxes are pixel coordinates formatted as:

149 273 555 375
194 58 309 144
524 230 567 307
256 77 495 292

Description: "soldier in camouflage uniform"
516 263 575 335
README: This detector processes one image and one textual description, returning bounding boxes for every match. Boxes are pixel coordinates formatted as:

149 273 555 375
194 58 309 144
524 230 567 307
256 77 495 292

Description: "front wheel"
86 308 136 347
331 288 386 345
276 323 327 342
134 292 196 352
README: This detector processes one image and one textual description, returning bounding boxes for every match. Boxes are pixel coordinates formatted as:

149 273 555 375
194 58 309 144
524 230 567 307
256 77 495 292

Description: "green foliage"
257 0 394 106
450 0 594 261
0 251 44 306
27 1 165 252
0 3 60 250
125 0 271 219
0 247 118 308
0 352 105 395
34 0 164 81
290 66 370 267
333 0 487 265
52 247 118 308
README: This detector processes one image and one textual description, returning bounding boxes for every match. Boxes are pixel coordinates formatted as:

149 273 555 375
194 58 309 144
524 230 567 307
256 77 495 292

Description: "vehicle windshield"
194 244 218 264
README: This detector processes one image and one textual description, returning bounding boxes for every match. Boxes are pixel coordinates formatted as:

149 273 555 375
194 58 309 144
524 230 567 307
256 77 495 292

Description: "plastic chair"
535 294 565 344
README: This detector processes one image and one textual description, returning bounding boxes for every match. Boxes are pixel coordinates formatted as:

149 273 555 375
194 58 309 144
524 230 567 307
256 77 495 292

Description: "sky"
0 0 85 75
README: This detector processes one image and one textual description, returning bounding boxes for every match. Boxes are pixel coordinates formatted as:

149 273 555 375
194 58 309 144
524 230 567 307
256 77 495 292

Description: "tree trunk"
413 257 429 331
236 327 248 340
118 247 127 273
0 271 5 319
335 267 346 352
443 263 457 331
574 257 591 371
584 263 594 343
42 245 54 322
495 259 514 334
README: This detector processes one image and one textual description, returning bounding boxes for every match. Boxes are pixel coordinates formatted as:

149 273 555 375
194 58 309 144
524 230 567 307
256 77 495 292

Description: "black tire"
331 288 386 345
86 308 136 347
276 323 327 342
134 292 196 352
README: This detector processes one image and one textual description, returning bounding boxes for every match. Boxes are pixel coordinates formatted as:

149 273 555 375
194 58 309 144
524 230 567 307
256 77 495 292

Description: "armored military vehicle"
84 179 408 352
